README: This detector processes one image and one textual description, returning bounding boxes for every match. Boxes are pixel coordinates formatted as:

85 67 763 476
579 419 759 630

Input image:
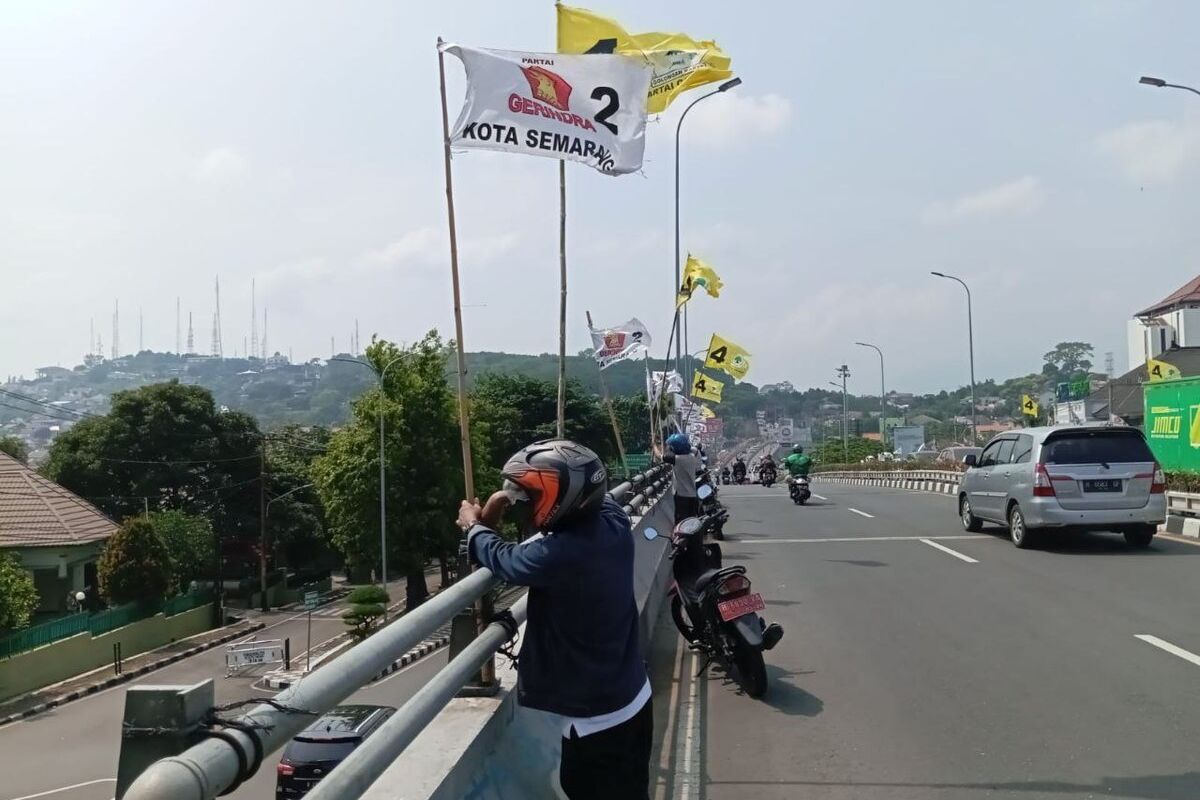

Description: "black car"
276 704 395 798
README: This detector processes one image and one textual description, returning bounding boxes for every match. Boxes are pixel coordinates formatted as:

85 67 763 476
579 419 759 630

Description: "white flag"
590 318 651 369
441 43 651 175
648 370 685 400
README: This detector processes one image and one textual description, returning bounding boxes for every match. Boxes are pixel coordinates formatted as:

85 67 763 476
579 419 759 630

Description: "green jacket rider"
783 445 813 477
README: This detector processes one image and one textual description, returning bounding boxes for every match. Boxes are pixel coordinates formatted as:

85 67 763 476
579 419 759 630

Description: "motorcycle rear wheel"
732 637 768 699
670 593 699 643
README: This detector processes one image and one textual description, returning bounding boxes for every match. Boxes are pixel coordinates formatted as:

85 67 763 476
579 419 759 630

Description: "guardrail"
120 463 669 800
815 469 962 496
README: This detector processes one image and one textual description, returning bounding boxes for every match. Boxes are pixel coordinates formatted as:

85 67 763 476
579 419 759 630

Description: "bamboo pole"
557 161 568 438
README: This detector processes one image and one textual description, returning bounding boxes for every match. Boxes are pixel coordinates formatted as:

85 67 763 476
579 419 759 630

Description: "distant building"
1128 274 1200 371
0 452 116 615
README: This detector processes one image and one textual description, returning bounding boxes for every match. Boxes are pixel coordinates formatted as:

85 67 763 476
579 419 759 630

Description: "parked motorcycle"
695 480 729 540
787 475 811 505
649 517 784 699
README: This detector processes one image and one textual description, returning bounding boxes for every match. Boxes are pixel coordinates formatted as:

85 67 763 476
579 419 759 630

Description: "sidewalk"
0 617 264 725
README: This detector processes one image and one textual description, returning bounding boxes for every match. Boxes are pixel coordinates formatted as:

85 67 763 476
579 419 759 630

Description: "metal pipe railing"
123 463 669 800
308 595 529 800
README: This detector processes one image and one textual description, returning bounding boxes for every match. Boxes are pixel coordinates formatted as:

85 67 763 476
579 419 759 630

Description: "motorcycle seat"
680 568 721 603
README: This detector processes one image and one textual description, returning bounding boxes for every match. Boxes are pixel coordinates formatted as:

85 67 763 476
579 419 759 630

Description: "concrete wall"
0 605 212 701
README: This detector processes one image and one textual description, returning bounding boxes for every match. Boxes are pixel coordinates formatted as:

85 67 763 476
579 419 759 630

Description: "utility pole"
259 446 268 613
836 365 851 463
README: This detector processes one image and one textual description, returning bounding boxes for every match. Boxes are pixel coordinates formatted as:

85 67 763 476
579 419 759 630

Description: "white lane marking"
655 634 685 800
811 493 827 501
920 538 979 563
739 535 990 544
4 779 116 800
677 651 702 800
848 508 875 518
1135 634 1200 668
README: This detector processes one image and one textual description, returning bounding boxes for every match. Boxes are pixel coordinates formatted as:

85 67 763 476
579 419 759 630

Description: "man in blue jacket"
457 438 651 800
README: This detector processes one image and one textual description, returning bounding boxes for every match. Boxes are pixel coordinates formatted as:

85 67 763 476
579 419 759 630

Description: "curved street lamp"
331 354 408 614
855 342 886 442
1139 75 1200 98
931 271 977 445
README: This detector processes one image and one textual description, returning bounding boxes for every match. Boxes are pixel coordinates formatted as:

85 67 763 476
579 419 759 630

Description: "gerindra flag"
590 318 651 369
557 5 733 114
441 43 651 175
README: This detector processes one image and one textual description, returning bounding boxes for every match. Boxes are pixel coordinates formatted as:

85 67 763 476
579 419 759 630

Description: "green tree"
265 424 332 573
342 584 389 642
98 517 175 605
0 554 38 631
313 333 462 609
608 394 651 455
811 436 885 465
149 510 214 592
1042 341 1094 383
44 381 262 574
0 435 28 464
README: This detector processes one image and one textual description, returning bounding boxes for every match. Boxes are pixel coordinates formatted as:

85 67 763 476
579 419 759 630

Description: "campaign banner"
590 318 650 369
649 370 685 400
442 43 651 175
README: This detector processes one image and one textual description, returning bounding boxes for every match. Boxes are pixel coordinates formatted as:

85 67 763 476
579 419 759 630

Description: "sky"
3 1 1200 395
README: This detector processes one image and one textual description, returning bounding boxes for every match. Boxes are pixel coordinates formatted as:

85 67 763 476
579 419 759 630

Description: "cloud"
362 227 443 267
193 147 249 185
680 92 792 148
922 175 1044 225
1093 119 1200 184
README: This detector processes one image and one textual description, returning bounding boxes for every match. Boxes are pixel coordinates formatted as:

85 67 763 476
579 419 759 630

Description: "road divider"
816 469 961 496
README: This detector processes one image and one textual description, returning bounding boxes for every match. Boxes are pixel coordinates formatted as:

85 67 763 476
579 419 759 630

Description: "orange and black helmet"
501 439 608 530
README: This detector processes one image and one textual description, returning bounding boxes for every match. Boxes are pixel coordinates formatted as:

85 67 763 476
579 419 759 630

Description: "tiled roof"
1137 274 1200 317
0 452 116 549
1085 346 1200 418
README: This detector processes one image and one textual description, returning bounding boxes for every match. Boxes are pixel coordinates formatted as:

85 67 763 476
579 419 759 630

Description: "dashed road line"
848 508 875 518
920 538 979 563
811 493 827 501
1135 634 1200 668
738 535 991 544
5 779 116 800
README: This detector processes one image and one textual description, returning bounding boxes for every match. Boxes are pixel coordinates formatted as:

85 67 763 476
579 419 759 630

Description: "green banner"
1144 379 1200 471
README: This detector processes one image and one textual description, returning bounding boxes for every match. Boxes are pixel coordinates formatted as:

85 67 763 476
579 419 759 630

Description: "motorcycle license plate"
718 592 765 622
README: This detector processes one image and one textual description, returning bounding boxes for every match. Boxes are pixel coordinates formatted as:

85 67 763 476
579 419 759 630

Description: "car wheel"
1008 504 1038 549
959 496 983 532
1124 525 1155 549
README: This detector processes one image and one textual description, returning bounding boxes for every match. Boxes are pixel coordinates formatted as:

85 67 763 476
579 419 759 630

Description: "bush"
149 510 214 591
343 585 390 642
0 554 38 631
98 517 175 605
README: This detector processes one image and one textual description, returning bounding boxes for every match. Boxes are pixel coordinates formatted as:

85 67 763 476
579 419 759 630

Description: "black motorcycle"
695 477 729 540
654 516 783 699
758 465 777 488
787 474 811 505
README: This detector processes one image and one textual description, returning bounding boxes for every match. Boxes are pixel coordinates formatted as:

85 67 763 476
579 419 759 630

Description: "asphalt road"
0 594 445 800
693 481 1200 800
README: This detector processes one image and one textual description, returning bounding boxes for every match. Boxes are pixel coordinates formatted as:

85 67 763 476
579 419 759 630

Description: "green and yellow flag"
705 333 751 380
690 371 724 403
1021 394 1039 417
698 404 716 419
557 4 734 114
1147 357 1181 383
676 254 723 307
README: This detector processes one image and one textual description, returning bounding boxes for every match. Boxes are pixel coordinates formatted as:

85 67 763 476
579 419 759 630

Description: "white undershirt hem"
561 677 651 738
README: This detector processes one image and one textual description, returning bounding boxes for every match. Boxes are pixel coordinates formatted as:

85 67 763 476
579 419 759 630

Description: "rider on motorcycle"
783 445 813 478
758 453 777 480
731 456 747 483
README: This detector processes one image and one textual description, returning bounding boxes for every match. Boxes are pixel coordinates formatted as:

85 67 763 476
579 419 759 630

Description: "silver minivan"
957 425 1166 549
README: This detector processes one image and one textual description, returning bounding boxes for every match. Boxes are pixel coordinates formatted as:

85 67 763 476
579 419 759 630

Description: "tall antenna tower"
355 319 360 355
112 299 120 360
250 279 258 359
330 336 335 358
1105 351 1114 377
175 298 181 354
262 307 269 359
210 276 224 357
138 307 144 352
89 318 95 358
186 312 195 354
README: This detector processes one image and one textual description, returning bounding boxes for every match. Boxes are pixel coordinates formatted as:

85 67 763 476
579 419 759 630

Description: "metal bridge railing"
121 463 669 800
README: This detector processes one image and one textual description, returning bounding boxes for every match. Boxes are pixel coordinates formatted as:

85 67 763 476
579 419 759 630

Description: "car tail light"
1151 465 1166 494
277 762 294 777
1033 463 1056 497
717 575 751 597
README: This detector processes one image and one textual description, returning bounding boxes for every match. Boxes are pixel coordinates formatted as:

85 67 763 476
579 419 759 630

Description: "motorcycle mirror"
643 527 659 541
697 484 714 500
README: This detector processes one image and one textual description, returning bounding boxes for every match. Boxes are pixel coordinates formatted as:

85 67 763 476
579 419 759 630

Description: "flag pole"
437 38 476 501
557 160 568 438
587 311 629 475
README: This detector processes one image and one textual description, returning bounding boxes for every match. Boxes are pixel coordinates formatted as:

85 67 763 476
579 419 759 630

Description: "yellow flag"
1021 394 1039 417
1147 358 1181 383
676 254 723 307
705 333 751 380
556 5 733 114
690 371 724 403
698 405 716 419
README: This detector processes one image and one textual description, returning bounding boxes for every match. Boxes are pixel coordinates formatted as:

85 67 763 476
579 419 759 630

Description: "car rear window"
1041 431 1154 465
283 739 359 764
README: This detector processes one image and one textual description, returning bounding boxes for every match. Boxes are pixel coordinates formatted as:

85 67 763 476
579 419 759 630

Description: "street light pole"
674 77 741 375
831 367 850 464
1139 75 1200 98
931 272 977 445
855 342 885 445
331 354 406 615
